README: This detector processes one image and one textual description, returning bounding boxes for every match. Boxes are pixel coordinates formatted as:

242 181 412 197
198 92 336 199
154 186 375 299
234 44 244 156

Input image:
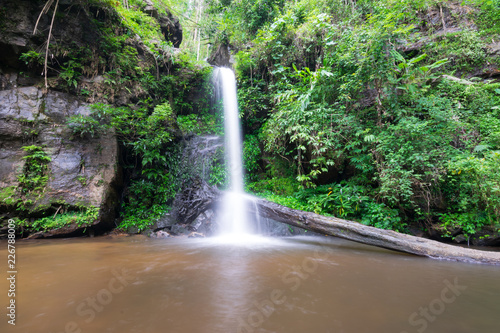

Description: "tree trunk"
174 179 500 265
251 198 500 265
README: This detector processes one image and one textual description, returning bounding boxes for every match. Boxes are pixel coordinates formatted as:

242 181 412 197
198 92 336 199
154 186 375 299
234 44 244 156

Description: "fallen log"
252 198 500 265
173 179 500 265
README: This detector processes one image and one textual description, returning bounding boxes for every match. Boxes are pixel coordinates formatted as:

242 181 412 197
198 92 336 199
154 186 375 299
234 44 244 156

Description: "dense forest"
204 0 500 245
1 0 499 246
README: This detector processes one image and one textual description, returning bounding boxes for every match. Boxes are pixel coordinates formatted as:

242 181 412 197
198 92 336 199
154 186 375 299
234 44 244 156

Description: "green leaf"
408 53 427 64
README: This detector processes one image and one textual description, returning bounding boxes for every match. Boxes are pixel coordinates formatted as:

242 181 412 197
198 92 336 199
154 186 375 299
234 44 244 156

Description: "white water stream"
213 67 256 238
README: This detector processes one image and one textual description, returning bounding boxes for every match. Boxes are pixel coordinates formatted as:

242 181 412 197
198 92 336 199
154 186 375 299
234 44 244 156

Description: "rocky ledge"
0 84 121 238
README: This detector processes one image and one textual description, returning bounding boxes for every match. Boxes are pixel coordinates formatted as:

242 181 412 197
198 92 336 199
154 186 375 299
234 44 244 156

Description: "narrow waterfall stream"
213 67 254 237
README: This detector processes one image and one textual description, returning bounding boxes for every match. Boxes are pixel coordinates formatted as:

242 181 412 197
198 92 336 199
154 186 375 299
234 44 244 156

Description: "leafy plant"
20 206 99 232
209 159 228 187
423 29 486 72
77 176 88 186
19 50 44 67
360 202 405 232
87 102 182 232
243 134 262 181
59 59 82 89
177 113 224 135
17 146 51 195
66 114 105 138
439 212 488 245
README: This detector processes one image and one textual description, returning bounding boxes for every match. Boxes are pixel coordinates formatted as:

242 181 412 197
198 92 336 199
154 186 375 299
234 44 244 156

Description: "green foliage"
59 59 82 89
446 152 500 223
424 30 486 72
206 0 500 237
115 5 169 51
177 113 224 135
252 180 406 232
262 193 308 211
66 114 105 138
243 134 262 180
19 206 99 232
390 51 448 93
209 159 228 187
207 0 285 44
470 0 500 35
0 186 20 207
77 176 88 186
176 114 199 134
247 177 300 196
17 146 51 195
130 102 175 169
19 50 43 67
360 202 405 232
439 211 488 243
118 177 173 232
87 102 181 231
235 0 285 34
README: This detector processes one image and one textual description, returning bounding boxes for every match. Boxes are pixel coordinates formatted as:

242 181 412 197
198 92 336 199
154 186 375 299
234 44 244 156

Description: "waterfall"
213 67 251 236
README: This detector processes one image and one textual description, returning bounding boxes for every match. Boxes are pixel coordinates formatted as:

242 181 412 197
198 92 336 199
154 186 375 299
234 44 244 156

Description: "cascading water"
213 67 253 236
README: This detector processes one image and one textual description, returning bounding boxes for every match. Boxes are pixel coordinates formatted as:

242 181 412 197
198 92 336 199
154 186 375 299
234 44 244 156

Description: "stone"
0 89 19 118
154 213 176 229
0 86 121 237
188 232 205 238
171 224 190 235
207 44 232 68
191 209 216 236
151 230 170 239
453 234 468 244
142 0 158 18
17 87 43 120
178 135 224 183
158 13 183 48
471 227 500 247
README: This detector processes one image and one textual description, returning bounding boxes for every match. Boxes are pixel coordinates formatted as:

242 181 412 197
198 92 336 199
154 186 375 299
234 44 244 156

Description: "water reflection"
0 235 499 333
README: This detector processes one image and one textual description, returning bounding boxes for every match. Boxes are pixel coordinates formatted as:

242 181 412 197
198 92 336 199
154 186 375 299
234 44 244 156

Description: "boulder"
158 12 183 48
207 44 232 68
0 85 121 238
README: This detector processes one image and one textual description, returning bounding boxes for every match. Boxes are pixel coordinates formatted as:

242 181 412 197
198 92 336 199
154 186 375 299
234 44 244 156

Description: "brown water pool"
1 235 499 333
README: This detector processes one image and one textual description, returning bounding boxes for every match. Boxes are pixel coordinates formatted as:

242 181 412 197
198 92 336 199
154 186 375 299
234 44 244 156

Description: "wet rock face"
179 135 224 183
0 0 100 71
0 0 183 63
153 175 314 238
0 0 183 101
0 85 121 237
158 14 183 48
139 0 183 47
207 44 233 68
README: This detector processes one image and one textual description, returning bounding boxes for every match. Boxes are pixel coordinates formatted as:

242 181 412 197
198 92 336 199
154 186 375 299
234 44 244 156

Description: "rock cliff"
0 0 183 237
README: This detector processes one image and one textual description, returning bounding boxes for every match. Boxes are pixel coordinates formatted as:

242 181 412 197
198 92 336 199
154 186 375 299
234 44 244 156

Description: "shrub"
17 146 51 194
20 206 99 232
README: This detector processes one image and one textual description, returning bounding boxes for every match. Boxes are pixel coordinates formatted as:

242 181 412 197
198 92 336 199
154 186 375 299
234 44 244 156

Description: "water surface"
1 235 499 333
